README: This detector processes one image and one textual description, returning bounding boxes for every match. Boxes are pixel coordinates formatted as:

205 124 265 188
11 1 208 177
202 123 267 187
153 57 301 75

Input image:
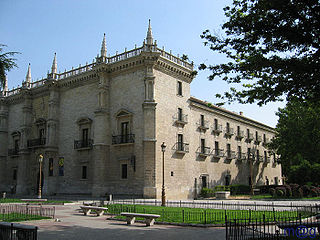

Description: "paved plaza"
23 204 226 240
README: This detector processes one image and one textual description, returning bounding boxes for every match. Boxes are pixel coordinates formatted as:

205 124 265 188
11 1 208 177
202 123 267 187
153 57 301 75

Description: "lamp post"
38 154 43 199
161 142 166 206
249 145 257 196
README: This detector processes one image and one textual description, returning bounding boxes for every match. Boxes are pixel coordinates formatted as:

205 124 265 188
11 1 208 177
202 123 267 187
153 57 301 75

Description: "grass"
0 198 72 204
0 213 51 222
106 204 311 224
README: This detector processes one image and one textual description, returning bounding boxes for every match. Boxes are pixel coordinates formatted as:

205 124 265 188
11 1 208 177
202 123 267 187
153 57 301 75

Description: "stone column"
142 54 158 198
0 98 8 190
16 90 33 195
92 71 110 197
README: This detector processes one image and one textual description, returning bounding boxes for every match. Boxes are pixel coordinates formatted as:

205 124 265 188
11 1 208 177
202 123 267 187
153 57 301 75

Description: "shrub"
301 185 311 197
297 188 304 198
269 188 276 197
230 185 251 195
283 185 292 197
276 188 285 197
200 188 214 198
310 188 318 197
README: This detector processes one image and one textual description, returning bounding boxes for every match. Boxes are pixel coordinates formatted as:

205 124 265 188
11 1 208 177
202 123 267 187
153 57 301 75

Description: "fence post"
204 210 206 225
263 214 266 238
182 209 184 223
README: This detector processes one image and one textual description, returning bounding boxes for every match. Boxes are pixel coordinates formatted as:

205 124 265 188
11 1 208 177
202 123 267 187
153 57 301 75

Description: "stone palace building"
0 22 282 199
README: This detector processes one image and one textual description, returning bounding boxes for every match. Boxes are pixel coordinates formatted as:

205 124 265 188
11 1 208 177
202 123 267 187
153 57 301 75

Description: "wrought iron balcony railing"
226 150 236 159
237 152 247 161
235 130 244 140
246 133 254 142
212 148 225 158
173 113 188 125
8 148 19 156
224 128 234 137
112 134 135 145
174 142 189 153
196 146 211 157
212 124 223 134
197 120 209 130
74 139 93 149
255 135 262 145
265 156 271 163
27 138 46 148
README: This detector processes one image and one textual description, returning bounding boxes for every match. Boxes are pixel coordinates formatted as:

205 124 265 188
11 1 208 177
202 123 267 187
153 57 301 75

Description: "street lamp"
249 145 257 196
38 154 44 199
161 142 166 206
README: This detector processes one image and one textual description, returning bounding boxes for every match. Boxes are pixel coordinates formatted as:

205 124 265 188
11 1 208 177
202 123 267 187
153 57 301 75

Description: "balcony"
112 134 135 145
8 148 19 156
224 128 234 138
174 114 188 125
174 142 189 154
196 146 211 157
226 150 236 160
212 148 225 158
235 130 244 140
197 120 209 131
74 139 93 150
255 135 262 145
256 155 264 162
236 152 247 161
262 138 270 147
246 133 254 142
27 138 46 148
265 156 271 163
212 124 223 135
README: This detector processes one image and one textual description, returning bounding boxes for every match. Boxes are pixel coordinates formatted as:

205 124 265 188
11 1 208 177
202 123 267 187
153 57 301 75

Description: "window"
39 128 45 139
121 122 129 143
121 164 128 179
14 139 19 151
255 131 258 140
226 122 230 132
177 81 182 96
257 150 260 161
178 108 183 121
247 129 250 138
201 175 207 188
49 158 53 176
201 139 205 153
227 143 231 154
200 115 204 126
215 141 219 155
82 166 87 179
238 146 241 154
274 177 279 186
247 148 251 159
225 175 231 186
178 134 183 151
263 134 266 143
13 169 17 180
82 128 88 143
58 157 64 176
237 126 240 135
214 119 218 130
264 151 267 160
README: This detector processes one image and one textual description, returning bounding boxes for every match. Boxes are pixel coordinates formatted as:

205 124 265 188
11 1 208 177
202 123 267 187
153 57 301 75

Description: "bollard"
2 192 6 199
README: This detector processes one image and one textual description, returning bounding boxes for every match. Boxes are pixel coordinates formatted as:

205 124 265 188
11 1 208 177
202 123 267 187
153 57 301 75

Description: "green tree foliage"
200 0 320 106
270 99 320 185
0 44 20 90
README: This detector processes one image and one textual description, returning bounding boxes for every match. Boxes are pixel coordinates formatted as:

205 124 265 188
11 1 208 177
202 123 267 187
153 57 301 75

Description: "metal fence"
109 199 320 213
0 222 37 240
107 203 314 225
226 214 320 240
0 204 55 222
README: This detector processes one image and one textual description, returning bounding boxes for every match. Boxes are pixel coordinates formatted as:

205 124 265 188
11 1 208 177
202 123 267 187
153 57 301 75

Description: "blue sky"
0 0 285 127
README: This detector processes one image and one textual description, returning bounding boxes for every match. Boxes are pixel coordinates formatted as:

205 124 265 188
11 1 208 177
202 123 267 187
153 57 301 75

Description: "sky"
0 0 285 127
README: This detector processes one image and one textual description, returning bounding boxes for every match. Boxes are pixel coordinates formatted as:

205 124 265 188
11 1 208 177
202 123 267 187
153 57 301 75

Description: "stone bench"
120 212 160 226
215 191 230 199
80 206 108 216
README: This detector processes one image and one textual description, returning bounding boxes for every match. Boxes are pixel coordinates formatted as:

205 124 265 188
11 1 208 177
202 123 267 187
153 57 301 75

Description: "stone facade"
0 23 282 199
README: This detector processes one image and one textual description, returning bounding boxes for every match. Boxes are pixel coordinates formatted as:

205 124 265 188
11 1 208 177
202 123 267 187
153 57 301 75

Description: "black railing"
8 148 19 156
0 222 38 240
0 204 55 222
226 151 236 159
27 138 46 148
226 214 320 240
174 114 188 124
110 199 320 213
74 139 93 149
196 146 211 156
213 148 225 157
174 142 189 153
112 134 135 144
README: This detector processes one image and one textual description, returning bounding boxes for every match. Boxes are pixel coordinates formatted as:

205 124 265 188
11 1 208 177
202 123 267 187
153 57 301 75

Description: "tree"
200 0 320 106
0 44 20 90
269 99 320 185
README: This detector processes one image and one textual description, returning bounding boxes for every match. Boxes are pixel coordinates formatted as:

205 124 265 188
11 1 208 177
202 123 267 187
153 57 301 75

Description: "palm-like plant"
0 44 20 91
